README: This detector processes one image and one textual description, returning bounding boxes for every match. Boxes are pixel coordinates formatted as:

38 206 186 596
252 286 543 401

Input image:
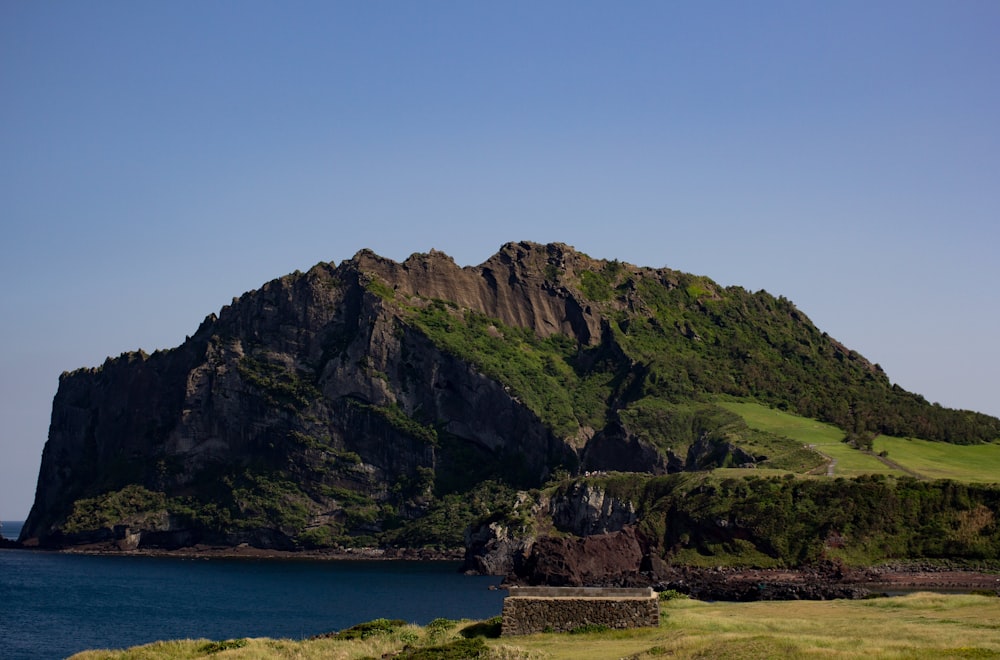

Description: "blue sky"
2 1 998 520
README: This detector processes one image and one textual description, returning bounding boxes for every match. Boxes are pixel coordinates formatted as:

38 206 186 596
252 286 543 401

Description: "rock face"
549 482 637 536
463 520 535 577
23 243 595 547
512 526 650 587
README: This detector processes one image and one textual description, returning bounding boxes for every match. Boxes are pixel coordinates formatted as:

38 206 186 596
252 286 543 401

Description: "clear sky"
2 1 998 520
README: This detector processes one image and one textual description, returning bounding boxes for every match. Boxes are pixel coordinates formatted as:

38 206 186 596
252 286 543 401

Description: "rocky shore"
39 541 464 562
470 526 1000 601
648 563 1000 601
10 530 1000 602
0 537 21 550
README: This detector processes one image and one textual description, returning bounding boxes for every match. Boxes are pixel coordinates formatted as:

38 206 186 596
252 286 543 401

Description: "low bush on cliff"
62 485 167 534
383 480 522 549
237 355 321 411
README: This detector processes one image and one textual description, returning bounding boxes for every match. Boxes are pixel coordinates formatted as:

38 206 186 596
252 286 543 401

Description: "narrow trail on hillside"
866 450 925 479
806 445 836 476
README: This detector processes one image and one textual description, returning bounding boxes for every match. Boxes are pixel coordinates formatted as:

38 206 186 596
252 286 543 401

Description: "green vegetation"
329 618 409 640
405 299 613 438
578 267 615 301
363 276 396 301
383 480 525 549
560 468 1000 567
70 593 1000 659
619 399 824 472
348 400 438 446
613 275 999 445
156 466 334 543
197 638 247 654
397 637 487 659
63 484 167 534
628 472 1000 566
718 399 902 477
237 356 321 410
873 435 1000 483
722 399 1000 483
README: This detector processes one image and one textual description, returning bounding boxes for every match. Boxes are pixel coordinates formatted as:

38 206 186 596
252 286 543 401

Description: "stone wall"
501 587 659 636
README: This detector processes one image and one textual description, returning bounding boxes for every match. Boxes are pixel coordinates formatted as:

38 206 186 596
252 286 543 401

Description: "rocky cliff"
21 241 1000 558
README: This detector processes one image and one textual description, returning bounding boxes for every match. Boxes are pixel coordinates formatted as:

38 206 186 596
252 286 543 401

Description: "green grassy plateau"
873 435 1000 483
70 593 1000 659
719 399 1000 483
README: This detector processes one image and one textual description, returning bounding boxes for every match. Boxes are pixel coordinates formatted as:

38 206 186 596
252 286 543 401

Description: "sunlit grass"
717 399 901 477
718 399 1000 483
511 593 1000 659
874 435 1000 483
70 594 1000 660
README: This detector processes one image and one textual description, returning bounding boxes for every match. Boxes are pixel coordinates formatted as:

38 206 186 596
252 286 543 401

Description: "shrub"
198 638 248 654
569 624 610 634
334 618 409 640
397 637 486 659
460 616 502 639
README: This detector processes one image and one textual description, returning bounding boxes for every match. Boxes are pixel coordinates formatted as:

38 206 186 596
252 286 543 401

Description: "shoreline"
9 542 1000 599
46 542 466 562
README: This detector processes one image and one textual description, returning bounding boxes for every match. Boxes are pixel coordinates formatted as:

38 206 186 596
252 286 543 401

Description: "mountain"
20 241 1000 560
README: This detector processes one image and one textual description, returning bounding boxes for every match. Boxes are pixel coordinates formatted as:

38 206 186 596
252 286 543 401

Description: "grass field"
718 399 1000 483
70 593 1000 659
716 400 902 477
874 435 1000 483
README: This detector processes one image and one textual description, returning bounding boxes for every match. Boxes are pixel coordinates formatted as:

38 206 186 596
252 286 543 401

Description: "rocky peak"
339 241 603 345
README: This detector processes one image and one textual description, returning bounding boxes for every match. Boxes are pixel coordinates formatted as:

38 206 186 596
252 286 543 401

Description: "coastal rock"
21 243 610 548
463 521 535 577
511 526 649 587
549 482 637 536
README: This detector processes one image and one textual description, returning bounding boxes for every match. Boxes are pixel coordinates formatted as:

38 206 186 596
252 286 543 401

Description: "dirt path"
806 444 836 476
866 450 925 479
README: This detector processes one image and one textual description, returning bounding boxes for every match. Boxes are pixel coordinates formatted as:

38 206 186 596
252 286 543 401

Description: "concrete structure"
501 586 659 636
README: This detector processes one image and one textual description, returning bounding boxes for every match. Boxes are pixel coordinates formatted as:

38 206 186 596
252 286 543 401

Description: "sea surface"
0 522 505 659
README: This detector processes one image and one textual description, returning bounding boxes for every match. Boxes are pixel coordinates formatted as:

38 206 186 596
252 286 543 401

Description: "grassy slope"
719 399 1000 483
874 435 1000 483
71 593 1000 660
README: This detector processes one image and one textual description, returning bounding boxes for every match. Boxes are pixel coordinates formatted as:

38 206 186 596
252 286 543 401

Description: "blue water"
2 520 23 541
0 543 504 659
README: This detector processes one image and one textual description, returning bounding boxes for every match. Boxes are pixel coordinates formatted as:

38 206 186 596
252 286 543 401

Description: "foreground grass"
720 399 1000 483
71 593 1000 660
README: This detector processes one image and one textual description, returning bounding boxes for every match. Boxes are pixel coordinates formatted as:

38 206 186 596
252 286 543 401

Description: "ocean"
0 522 505 659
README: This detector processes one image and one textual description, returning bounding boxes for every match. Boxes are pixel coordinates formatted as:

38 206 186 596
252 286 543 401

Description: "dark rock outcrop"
463 520 535 577
22 245 596 546
549 482 636 536
509 526 649 587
